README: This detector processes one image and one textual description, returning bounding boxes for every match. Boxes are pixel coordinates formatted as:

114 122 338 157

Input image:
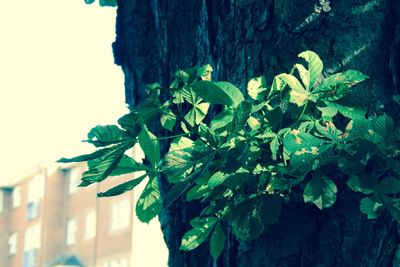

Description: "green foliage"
85 0 117 7
60 51 400 260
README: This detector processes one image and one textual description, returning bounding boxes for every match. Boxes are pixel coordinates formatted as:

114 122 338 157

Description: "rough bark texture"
113 0 400 266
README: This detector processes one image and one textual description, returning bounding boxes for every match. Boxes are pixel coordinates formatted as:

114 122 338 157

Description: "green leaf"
80 142 133 186
270 135 279 160
186 184 210 201
57 146 111 163
162 147 194 183
314 70 368 101
380 195 400 223
283 130 324 154
85 0 95 4
99 0 117 7
298 50 323 89
230 199 263 240
197 64 213 81
117 112 141 136
161 109 177 131
370 114 394 144
210 222 225 260
247 76 268 101
210 108 233 131
277 73 307 93
184 102 210 126
208 172 229 188
378 176 400 194
136 176 162 223
180 217 217 251
231 100 252 131
346 175 374 194
138 126 160 168
303 175 337 209
360 197 383 219
97 173 147 197
110 155 150 176
191 81 244 107
295 63 310 90
85 125 130 147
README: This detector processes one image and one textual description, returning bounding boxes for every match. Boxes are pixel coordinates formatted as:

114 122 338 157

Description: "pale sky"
0 0 128 183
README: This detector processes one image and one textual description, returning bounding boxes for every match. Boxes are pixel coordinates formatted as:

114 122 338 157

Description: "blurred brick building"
0 160 167 267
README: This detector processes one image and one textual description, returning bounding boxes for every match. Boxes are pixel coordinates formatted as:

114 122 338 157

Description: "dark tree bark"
112 0 400 266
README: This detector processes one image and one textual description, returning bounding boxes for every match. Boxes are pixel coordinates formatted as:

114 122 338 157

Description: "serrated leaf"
180 217 217 251
161 109 177 131
298 50 323 89
138 126 160 168
117 113 141 137
162 148 194 183
295 63 310 90
303 175 337 209
371 114 394 144
80 142 133 186
231 100 252 131
277 73 307 93
210 222 225 260
270 135 279 160
85 125 130 147
283 130 324 154
57 146 112 163
136 176 162 223
230 199 263 240
109 155 150 176
98 173 147 197
197 64 213 81
191 81 244 107
360 197 383 219
184 102 210 126
314 70 368 101
85 0 95 4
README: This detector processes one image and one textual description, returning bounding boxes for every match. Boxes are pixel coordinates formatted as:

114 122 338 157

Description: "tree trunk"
113 0 400 266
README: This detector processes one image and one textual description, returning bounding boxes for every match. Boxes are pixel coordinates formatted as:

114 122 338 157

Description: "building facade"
0 158 167 267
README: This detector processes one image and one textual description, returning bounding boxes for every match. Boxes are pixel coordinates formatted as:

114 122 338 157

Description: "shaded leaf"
136 176 162 223
85 125 130 147
180 217 217 251
191 81 244 107
360 196 383 219
303 175 337 209
138 126 160 168
98 173 147 197
110 155 150 176
210 222 225 260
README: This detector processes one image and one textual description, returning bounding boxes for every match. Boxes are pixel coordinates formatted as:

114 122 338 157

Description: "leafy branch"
59 51 400 261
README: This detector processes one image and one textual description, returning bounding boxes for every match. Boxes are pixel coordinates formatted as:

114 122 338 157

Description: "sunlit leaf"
180 217 217 251
136 176 162 223
298 50 323 89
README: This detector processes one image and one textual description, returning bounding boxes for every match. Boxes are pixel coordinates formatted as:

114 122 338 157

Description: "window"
24 224 41 251
111 199 130 231
28 174 45 203
66 219 77 245
84 211 97 240
12 186 21 208
26 202 40 221
23 249 37 267
8 232 18 255
68 168 82 194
